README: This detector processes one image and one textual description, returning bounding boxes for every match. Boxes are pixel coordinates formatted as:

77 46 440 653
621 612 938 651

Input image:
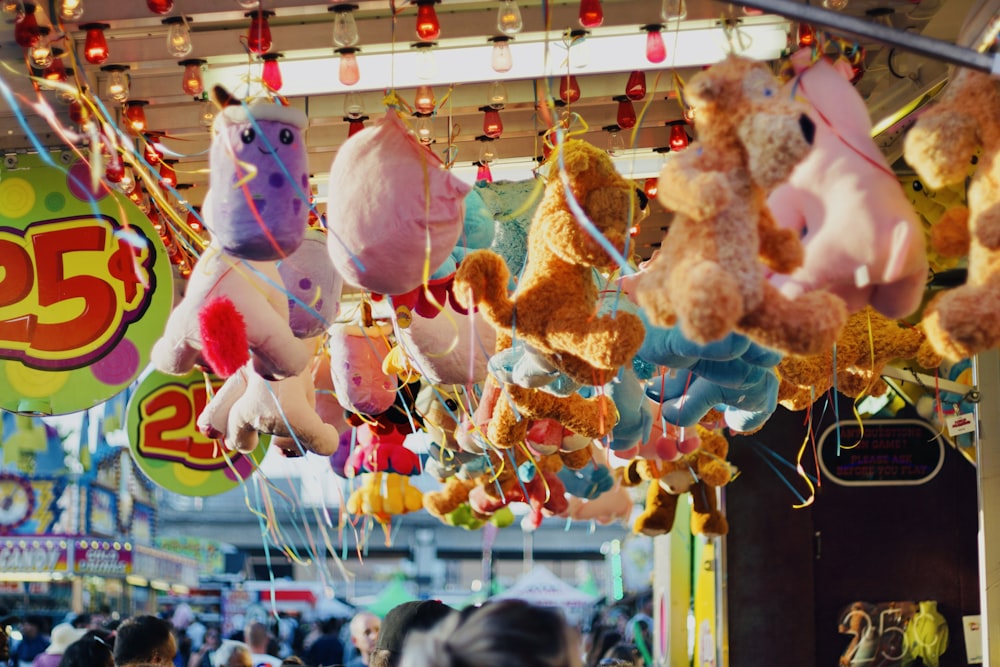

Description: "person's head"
22 615 45 638
70 614 90 630
203 628 221 651
113 615 177 667
45 624 87 657
57 633 114 667
349 612 380 662
244 621 270 653
211 640 253 667
400 600 583 667
370 601 454 667
599 643 641 667
280 657 305 667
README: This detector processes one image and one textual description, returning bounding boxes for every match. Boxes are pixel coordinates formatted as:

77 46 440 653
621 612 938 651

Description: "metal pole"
728 0 1000 75
975 349 1000 665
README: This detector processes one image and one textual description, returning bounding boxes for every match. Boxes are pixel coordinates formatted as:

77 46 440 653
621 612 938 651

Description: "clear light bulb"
415 114 434 144
103 65 130 102
29 36 52 68
661 0 686 20
497 0 522 34
478 139 498 163
164 17 193 58
3 0 24 17
607 128 624 155
199 99 216 128
566 30 589 69
236 0 258 8
331 5 359 47
491 37 512 73
415 44 436 80
823 0 849 8
343 92 365 118
59 0 83 21
487 81 507 108
114 167 135 194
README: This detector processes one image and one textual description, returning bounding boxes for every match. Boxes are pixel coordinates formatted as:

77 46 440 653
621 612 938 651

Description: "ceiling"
0 0 995 260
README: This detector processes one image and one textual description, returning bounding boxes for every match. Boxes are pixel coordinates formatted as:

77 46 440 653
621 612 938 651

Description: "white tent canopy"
491 565 599 626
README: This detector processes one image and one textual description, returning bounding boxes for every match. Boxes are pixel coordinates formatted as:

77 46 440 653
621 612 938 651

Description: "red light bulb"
186 209 203 233
124 101 148 135
159 160 177 188
14 4 40 48
668 122 689 151
69 100 86 125
143 140 162 166
559 75 580 104
179 59 205 96
105 160 124 183
645 26 666 63
482 107 503 139
82 24 110 65
476 162 493 183
347 118 366 138
261 53 283 92
415 0 440 41
246 10 274 55
797 23 816 48
615 97 636 130
625 70 646 100
146 0 173 15
643 177 658 200
42 57 67 83
578 0 603 28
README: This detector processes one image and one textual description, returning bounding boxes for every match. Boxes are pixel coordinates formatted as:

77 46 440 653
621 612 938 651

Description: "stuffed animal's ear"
213 85 240 108
686 72 723 107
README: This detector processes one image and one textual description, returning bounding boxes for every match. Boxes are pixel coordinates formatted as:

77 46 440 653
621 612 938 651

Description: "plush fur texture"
622 425 732 537
904 68 1000 360
635 55 847 356
776 306 940 411
198 297 249 378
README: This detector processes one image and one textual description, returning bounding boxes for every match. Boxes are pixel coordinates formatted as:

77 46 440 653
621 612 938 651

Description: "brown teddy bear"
454 138 645 412
903 68 1000 360
776 306 941 411
622 425 732 537
635 55 847 356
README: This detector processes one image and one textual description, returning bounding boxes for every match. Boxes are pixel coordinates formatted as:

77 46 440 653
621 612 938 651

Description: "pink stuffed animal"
767 52 927 319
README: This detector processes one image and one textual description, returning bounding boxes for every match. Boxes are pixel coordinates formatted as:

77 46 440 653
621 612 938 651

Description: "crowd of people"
0 598 647 667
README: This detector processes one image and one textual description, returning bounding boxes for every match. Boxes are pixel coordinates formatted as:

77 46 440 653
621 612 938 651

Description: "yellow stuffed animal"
347 472 423 527
776 307 941 410
904 68 1000 360
635 55 846 356
622 426 732 537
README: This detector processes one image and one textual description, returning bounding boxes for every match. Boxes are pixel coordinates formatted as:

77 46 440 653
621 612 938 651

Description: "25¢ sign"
127 368 267 496
0 155 173 415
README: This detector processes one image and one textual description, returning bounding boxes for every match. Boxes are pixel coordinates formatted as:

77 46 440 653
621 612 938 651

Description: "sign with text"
0 155 173 415
73 539 133 577
126 368 267 496
0 537 70 572
818 419 944 487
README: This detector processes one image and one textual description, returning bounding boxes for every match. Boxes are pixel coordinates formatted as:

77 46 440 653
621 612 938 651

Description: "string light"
346 115 367 138
412 41 437 79
661 0 686 20
797 22 816 48
245 10 274 55
625 70 646 100
559 74 580 104
475 160 493 183
667 120 690 151
14 2 40 49
414 0 441 41
260 52 283 91
496 0 522 35
28 26 52 68
578 0 603 28
603 124 624 154
146 0 173 15
487 81 507 108
413 85 435 114
642 24 666 64
335 47 360 85
41 49 67 84
124 100 149 135
343 92 365 118
58 0 83 20
163 16 193 58
329 4 359 48
199 99 216 128
179 58 205 96
101 64 129 102
614 96 636 129
477 135 498 164
80 23 110 64
564 28 590 68
489 35 512 73
481 105 503 139
414 112 434 145
159 159 177 188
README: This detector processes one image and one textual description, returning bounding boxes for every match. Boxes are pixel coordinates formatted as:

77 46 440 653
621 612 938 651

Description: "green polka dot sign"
0 153 173 415
126 368 268 496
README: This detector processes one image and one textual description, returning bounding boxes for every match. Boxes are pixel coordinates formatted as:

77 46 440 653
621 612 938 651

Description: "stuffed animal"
474 178 543 286
903 68 1000 360
634 55 847 356
151 89 311 380
638 323 781 433
326 111 471 295
455 138 646 386
278 227 343 339
767 52 927 319
622 425 732 537
347 472 423 527
776 306 939 410
327 318 398 416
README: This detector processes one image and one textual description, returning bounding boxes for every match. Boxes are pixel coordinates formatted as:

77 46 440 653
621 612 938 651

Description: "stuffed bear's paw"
902 111 979 190
453 250 508 310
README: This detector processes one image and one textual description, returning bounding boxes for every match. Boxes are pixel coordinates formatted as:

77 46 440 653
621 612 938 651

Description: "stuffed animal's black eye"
241 127 256 144
445 399 458 411
279 128 294 144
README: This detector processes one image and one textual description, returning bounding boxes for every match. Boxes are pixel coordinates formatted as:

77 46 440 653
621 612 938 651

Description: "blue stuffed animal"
639 323 782 433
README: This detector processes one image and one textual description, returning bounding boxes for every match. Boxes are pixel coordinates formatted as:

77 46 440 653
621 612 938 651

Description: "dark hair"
58 634 114 667
280 657 306 666
401 600 583 667
113 615 176 666
600 644 641 667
